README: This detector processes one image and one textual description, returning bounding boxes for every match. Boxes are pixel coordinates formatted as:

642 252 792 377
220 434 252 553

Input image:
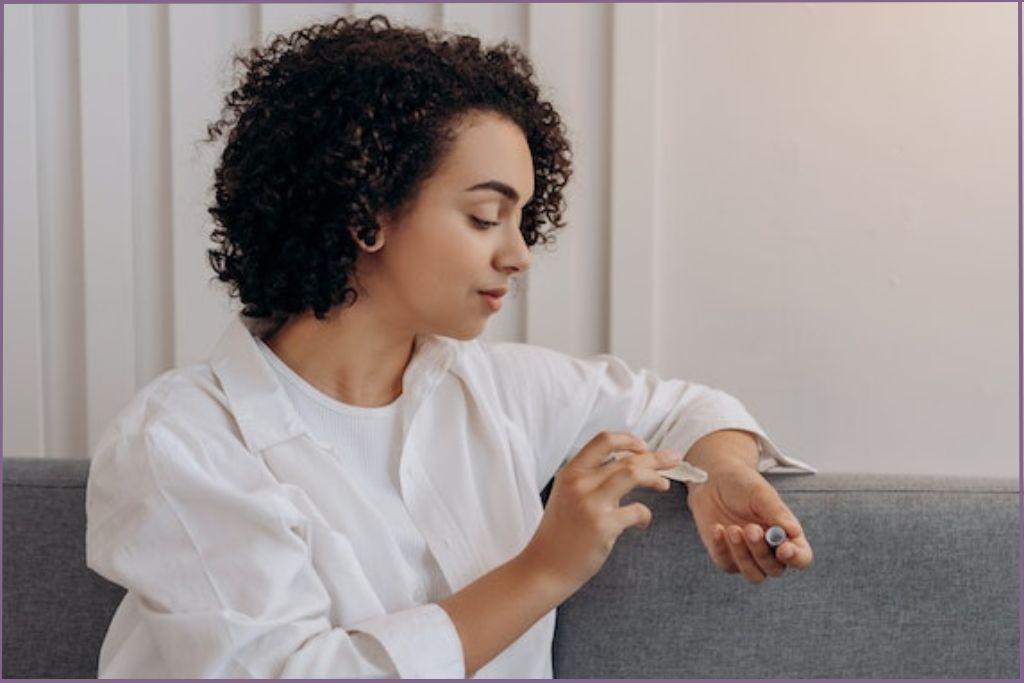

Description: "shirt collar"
208 312 457 453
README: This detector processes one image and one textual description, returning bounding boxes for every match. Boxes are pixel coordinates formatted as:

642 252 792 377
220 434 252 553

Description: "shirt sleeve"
85 424 465 679
484 340 817 491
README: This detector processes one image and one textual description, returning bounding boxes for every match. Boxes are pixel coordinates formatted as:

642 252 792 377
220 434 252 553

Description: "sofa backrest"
3 457 1019 678
4 458 123 678
552 470 1020 678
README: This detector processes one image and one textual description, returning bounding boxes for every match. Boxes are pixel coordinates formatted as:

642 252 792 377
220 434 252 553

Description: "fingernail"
779 546 795 560
746 527 759 543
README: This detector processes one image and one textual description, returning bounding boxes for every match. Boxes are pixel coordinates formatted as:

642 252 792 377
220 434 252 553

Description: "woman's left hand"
685 462 813 584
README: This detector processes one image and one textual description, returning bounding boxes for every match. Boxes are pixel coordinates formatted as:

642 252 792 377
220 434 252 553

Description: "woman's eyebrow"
464 180 532 203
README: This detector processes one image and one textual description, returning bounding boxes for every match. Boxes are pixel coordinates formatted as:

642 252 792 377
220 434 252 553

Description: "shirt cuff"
752 429 818 474
349 603 465 679
667 414 817 475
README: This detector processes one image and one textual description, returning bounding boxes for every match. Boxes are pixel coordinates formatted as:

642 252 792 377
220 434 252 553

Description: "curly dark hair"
201 13 574 321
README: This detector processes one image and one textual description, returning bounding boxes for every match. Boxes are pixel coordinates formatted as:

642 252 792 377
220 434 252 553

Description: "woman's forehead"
435 121 534 199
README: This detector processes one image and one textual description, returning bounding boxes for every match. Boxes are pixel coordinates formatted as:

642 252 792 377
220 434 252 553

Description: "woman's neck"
262 308 415 408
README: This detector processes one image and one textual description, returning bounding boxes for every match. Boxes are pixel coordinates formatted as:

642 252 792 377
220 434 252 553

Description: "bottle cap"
765 525 788 549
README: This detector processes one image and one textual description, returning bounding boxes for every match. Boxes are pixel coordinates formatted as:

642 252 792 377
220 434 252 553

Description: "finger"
742 523 787 577
603 449 682 475
577 450 677 496
775 535 814 570
594 460 672 502
574 431 648 470
748 485 811 569
709 524 740 574
612 501 653 531
725 524 766 584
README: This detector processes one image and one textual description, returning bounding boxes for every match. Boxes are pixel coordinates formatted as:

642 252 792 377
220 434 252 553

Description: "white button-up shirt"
85 313 816 678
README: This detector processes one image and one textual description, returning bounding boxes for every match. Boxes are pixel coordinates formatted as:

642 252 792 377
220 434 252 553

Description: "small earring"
352 230 384 253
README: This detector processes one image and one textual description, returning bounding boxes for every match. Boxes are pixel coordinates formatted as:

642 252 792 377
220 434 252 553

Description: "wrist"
683 456 753 493
683 429 761 473
512 545 577 605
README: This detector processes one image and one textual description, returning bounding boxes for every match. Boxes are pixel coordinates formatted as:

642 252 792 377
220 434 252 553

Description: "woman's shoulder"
428 334 593 375
471 337 598 381
470 336 552 364
85 363 281 547
93 362 240 461
464 338 605 420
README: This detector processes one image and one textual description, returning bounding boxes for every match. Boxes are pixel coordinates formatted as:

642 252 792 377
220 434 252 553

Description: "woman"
85 14 815 678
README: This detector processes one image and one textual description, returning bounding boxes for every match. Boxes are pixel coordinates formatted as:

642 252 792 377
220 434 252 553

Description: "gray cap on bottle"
765 525 787 549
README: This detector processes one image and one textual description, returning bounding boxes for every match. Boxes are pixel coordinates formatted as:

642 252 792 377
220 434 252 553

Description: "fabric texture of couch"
2 456 1019 678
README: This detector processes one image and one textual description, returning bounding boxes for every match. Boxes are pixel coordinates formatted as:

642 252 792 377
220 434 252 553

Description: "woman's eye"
471 216 501 229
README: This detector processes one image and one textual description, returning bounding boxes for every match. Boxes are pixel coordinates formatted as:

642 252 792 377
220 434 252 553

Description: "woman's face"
357 112 536 340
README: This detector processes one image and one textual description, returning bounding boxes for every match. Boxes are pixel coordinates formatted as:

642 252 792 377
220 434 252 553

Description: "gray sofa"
3 456 1019 678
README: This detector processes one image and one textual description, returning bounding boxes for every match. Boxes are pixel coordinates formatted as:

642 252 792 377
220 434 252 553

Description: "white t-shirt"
85 313 816 678
254 337 450 608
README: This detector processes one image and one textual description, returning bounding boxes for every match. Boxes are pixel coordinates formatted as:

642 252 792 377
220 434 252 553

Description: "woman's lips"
479 291 504 311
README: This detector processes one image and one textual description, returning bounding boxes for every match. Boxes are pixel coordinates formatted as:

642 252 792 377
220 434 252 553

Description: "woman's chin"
446 319 488 341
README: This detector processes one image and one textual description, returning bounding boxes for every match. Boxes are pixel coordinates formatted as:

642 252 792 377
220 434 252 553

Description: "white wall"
650 3 1017 478
2 3 1017 478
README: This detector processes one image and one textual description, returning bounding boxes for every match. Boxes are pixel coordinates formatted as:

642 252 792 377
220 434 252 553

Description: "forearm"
683 429 760 472
437 551 573 677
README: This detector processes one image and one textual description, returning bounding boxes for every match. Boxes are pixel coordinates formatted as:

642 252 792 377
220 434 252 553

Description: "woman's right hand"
519 431 683 595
